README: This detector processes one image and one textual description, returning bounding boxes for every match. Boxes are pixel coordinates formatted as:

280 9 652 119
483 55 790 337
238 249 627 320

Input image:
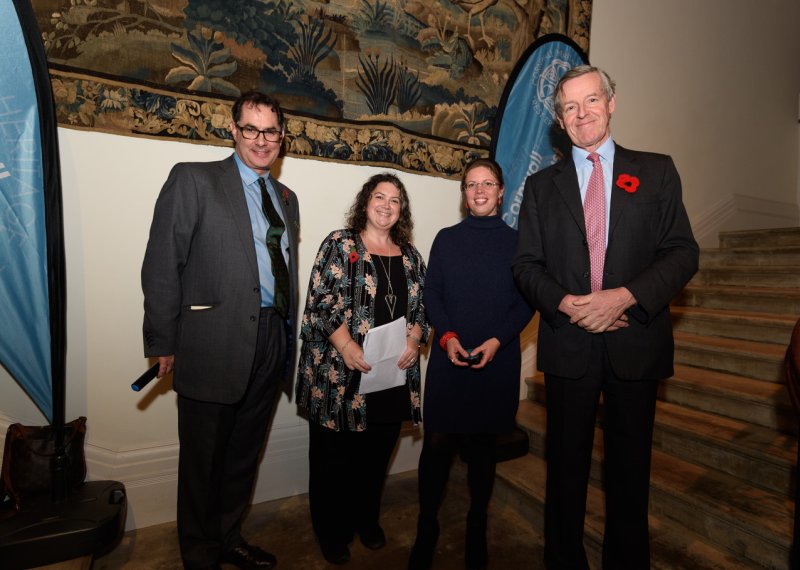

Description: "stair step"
649 447 792 567
671 306 795 345
652 401 795 495
701 246 800 268
719 227 800 249
674 332 785 382
524 375 546 406
526 368 795 437
513 401 793 566
494 454 546 530
664 364 793 433
518 396 796 496
676 285 800 314
516 397 547 454
694 265 800 288
495 453 759 569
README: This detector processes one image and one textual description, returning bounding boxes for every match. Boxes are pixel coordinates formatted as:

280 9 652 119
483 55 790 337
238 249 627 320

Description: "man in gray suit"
142 91 299 569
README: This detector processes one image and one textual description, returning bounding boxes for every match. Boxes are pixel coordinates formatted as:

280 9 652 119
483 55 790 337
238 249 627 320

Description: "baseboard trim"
1 416 423 531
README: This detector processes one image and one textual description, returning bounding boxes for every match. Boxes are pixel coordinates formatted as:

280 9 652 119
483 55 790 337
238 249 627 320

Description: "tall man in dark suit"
513 66 699 568
142 91 299 570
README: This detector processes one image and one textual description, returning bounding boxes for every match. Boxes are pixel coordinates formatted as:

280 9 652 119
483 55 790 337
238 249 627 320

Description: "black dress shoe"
320 541 350 565
221 542 277 569
358 525 386 550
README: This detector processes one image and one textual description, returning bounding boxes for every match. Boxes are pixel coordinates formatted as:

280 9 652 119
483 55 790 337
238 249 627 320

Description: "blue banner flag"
492 35 588 229
0 2 53 420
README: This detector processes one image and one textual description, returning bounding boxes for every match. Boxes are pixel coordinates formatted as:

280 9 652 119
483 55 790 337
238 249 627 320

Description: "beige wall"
1 0 798 529
1 129 465 528
591 0 800 244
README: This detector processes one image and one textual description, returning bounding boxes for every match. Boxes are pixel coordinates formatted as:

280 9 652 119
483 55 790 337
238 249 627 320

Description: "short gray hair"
553 65 616 118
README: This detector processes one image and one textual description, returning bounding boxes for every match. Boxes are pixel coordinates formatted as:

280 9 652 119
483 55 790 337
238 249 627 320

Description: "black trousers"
544 336 659 570
177 308 286 569
307 420 401 548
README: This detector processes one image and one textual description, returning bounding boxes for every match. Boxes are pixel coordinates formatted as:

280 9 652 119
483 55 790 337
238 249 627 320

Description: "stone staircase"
495 227 800 568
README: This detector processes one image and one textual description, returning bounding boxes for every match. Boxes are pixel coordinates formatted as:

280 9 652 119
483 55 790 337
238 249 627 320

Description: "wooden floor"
93 467 543 569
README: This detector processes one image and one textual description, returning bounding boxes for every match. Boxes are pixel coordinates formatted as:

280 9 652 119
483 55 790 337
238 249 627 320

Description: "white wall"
590 0 800 246
0 128 465 528
2 0 799 529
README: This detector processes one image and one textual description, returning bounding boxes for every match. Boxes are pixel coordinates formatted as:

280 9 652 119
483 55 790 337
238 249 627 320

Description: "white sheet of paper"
360 317 407 394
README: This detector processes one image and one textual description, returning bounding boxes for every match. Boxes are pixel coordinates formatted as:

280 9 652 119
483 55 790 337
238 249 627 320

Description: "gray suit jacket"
142 155 299 403
513 145 699 380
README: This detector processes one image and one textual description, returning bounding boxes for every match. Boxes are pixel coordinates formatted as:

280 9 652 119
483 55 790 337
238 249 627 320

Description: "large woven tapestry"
34 0 591 178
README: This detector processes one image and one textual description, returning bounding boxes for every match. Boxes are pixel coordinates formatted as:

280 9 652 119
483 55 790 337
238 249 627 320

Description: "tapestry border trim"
49 66 486 180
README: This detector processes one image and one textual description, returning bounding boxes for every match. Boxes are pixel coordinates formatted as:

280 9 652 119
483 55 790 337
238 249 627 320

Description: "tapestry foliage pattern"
34 0 591 178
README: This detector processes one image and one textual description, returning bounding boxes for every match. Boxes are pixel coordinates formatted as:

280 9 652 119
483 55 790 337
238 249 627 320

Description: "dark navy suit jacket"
513 144 698 380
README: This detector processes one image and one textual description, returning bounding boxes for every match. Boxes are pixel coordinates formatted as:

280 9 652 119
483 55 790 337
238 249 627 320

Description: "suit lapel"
553 158 587 237
608 145 641 240
218 156 260 283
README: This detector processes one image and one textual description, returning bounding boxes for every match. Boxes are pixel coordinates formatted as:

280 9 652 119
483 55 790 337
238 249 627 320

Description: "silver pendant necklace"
375 254 397 320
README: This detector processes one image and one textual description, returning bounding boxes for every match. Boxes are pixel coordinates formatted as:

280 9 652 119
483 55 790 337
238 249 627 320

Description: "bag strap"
1 424 14 503
7 416 87 458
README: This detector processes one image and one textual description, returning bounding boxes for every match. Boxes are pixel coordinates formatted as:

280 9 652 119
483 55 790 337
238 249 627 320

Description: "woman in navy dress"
409 158 533 570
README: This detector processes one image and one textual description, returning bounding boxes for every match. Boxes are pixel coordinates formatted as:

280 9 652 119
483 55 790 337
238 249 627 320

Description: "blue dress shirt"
233 153 289 308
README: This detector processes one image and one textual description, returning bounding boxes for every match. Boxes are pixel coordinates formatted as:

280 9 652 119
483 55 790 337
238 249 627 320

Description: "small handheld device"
458 351 481 365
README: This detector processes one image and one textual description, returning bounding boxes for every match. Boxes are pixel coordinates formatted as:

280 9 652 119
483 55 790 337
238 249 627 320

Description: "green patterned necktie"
257 177 290 319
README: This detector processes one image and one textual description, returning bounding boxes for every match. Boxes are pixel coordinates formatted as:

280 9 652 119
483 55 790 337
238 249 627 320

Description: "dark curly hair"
231 91 286 131
346 173 414 246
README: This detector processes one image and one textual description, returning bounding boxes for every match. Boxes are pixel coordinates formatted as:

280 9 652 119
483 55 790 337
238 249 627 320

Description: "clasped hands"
559 287 636 334
446 336 500 369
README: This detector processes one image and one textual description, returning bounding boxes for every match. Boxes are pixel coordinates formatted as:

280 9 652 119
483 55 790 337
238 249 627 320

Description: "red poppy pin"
616 174 640 193
281 188 290 206
348 248 359 264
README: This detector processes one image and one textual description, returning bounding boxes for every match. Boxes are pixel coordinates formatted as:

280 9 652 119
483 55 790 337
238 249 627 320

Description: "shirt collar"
233 152 270 187
571 137 616 166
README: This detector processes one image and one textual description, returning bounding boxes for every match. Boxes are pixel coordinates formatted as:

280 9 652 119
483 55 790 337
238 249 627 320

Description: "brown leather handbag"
1 416 87 511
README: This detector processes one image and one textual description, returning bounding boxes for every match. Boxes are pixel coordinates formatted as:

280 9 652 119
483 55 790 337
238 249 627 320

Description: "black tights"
417 430 497 519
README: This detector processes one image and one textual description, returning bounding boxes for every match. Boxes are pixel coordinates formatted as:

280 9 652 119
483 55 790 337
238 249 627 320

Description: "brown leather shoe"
220 542 277 569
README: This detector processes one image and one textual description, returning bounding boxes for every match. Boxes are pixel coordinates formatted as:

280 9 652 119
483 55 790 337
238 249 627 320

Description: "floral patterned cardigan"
296 229 429 432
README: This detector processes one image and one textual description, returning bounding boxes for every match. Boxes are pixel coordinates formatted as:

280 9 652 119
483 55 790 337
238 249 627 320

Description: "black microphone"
131 363 160 392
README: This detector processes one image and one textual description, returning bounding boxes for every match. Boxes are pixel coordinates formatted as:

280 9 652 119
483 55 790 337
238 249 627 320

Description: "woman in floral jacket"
296 173 429 565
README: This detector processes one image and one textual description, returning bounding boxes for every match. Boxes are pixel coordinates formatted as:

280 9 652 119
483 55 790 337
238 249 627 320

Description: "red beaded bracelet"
439 331 459 351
